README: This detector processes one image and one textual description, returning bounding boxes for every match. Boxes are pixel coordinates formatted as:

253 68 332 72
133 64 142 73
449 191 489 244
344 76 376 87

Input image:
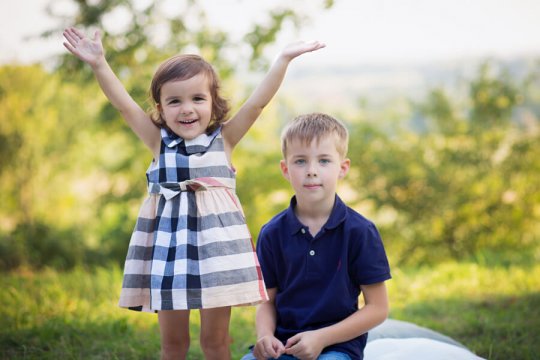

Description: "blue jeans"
240 351 351 360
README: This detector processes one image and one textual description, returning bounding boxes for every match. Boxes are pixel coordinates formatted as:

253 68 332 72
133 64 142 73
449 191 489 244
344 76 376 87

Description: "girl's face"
158 73 213 140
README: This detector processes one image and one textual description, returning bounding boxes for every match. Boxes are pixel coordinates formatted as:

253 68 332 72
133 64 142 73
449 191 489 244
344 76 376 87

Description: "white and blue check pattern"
119 127 267 311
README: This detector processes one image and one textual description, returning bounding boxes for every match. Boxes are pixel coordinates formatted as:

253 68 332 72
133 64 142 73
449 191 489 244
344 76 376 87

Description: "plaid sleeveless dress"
118 127 268 311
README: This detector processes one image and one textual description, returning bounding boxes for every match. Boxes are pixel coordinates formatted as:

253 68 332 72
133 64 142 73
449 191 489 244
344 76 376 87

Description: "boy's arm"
63 27 160 153
252 288 285 360
284 282 389 360
222 41 325 149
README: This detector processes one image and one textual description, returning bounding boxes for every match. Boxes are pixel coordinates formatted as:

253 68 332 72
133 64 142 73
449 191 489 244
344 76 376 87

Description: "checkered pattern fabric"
119 127 268 312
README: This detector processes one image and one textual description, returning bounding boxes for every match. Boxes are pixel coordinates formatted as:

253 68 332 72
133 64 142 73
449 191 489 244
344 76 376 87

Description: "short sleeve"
256 226 278 289
349 222 391 285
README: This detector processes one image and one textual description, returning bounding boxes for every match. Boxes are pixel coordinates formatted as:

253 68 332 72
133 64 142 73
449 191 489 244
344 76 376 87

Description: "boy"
242 113 391 360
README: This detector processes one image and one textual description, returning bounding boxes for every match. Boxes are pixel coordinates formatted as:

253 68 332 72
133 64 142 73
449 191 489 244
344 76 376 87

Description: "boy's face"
281 135 350 205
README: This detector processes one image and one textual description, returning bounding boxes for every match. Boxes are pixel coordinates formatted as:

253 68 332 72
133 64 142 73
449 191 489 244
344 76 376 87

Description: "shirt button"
301 228 306 234
309 250 315 256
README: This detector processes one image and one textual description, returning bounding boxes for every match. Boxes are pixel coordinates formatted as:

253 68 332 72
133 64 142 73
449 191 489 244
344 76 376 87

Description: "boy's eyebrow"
291 152 334 156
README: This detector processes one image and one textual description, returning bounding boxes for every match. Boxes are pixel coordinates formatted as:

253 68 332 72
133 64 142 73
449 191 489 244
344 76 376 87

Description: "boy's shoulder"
260 207 290 235
342 202 378 231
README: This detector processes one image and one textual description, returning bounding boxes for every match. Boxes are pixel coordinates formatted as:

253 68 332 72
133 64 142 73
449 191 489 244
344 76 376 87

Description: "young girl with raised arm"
63 27 324 359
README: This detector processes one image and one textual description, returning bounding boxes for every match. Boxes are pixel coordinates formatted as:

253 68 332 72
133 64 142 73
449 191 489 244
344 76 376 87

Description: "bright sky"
1 0 540 66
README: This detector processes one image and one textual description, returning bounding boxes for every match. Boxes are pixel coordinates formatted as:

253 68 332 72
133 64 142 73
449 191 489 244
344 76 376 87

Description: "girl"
63 27 324 359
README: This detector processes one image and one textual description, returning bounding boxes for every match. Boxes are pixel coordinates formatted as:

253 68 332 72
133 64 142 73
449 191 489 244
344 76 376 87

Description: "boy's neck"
294 195 336 237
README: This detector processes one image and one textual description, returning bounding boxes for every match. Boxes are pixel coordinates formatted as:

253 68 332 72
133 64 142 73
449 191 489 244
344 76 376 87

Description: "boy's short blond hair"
281 113 349 159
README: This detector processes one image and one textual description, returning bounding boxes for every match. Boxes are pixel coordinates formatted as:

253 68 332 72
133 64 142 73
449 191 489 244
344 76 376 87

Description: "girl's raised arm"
63 27 160 152
222 41 325 149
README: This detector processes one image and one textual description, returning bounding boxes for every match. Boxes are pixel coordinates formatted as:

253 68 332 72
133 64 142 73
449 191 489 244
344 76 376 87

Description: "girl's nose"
180 104 193 115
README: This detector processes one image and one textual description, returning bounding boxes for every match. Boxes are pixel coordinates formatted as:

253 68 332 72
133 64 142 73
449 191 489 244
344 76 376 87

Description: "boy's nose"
306 165 318 177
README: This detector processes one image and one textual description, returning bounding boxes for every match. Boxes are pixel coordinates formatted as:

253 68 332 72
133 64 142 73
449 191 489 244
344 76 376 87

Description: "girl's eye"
194 97 205 102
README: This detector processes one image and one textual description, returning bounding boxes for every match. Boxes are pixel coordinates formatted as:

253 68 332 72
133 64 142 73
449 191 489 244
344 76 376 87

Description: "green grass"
1 263 538 359
386 262 540 360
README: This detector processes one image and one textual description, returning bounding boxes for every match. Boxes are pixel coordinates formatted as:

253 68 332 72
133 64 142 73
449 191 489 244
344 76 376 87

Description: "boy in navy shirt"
242 113 391 360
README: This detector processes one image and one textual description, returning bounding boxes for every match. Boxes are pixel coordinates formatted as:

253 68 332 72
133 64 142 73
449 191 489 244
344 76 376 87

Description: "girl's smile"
158 73 213 140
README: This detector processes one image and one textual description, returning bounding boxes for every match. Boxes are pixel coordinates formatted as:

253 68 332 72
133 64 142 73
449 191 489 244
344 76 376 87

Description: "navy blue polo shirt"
256 195 391 360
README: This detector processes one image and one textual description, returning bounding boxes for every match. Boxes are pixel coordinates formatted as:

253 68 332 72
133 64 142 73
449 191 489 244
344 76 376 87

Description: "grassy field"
1 262 538 359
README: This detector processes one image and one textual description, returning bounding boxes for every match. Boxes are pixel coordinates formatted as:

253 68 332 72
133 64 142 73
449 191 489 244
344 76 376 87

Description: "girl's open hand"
280 40 326 61
63 27 105 68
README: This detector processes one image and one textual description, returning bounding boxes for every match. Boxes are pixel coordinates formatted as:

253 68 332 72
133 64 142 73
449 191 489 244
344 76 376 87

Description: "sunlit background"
3 0 540 65
1 1 539 359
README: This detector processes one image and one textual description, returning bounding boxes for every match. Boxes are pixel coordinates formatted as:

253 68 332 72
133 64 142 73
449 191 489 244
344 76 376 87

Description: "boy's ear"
280 159 290 180
339 158 351 179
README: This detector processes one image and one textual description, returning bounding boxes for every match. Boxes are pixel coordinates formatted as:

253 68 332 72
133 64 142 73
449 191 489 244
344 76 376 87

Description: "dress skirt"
119 178 268 312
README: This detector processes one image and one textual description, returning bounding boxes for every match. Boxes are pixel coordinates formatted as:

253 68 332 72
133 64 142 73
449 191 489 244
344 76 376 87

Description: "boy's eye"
294 159 306 165
320 159 331 164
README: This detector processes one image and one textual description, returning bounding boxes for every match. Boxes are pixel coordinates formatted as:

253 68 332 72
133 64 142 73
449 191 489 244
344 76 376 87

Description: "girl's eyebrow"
163 92 208 101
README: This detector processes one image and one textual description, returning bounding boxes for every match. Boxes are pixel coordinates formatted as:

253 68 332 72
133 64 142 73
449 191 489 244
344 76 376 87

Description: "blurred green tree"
0 0 334 269
0 65 94 269
348 62 540 265
3 1 538 270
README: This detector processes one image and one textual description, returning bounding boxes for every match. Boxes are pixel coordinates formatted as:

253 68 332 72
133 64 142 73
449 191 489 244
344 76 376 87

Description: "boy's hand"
63 27 105 69
252 335 285 359
280 40 326 62
284 330 325 360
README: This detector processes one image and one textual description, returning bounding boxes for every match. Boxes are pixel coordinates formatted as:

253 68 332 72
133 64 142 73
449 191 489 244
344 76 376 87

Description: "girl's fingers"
71 27 85 39
63 29 80 47
63 34 75 47
63 42 73 52
308 41 326 51
63 42 79 57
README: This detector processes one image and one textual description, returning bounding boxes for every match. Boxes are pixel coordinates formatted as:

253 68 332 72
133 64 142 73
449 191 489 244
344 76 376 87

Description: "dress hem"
118 291 268 312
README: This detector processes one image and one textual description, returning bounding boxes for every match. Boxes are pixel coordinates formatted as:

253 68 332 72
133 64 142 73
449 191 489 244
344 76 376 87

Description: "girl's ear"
339 158 351 179
156 103 162 113
280 159 290 181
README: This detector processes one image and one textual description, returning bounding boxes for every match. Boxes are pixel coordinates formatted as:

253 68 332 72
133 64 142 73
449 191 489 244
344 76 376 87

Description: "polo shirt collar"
285 194 347 235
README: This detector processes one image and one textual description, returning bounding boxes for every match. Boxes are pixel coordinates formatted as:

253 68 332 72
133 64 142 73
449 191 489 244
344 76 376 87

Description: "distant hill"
280 55 539 114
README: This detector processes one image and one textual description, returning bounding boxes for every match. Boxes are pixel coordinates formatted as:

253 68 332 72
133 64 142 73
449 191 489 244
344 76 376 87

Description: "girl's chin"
171 125 204 139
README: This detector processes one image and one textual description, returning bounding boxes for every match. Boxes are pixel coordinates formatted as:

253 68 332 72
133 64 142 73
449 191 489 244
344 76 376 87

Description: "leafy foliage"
0 0 335 269
348 62 540 265
1 1 539 270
